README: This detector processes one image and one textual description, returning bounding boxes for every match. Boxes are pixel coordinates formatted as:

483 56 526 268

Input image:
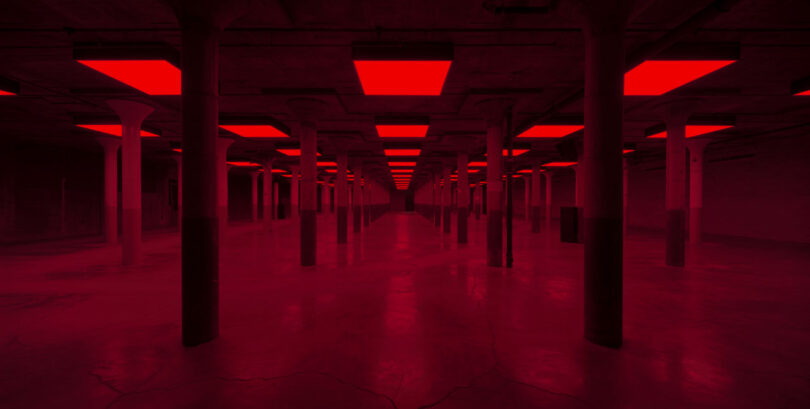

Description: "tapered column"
288 98 326 267
290 166 299 219
477 98 513 267
664 104 692 266
580 1 631 348
250 171 259 222
336 152 348 242
352 164 363 233
457 152 469 244
687 139 710 244
531 164 542 233
263 157 274 227
442 165 452 234
107 100 154 265
216 137 233 239
544 171 553 227
273 183 279 219
97 137 120 243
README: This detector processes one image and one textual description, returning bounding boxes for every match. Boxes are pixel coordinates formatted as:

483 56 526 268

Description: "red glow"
384 149 421 156
277 149 321 156
220 125 287 138
647 125 732 139
389 161 416 166
623 149 635 154
517 169 532 173
376 125 429 138
542 161 577 167
172 148 182 153
77 124 158 137
517 125 583 138
468 162 487 167
353 60 451 95
797 90 810 96
391 169 414 173
317 162 337 167
624 60 735 96
227 161 260 167
270 169 287 173
0 90 15 96
77 60 181 95
485 150 529 156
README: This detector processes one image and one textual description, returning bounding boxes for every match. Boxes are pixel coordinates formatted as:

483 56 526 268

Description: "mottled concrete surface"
1 212 808 408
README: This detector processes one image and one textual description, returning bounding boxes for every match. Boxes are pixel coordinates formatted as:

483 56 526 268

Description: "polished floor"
1 211 809 408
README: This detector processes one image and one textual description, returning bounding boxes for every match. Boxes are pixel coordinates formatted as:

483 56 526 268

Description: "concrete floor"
1 212 809 408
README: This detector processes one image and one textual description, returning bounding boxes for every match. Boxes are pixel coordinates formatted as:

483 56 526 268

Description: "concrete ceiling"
1 0 809 187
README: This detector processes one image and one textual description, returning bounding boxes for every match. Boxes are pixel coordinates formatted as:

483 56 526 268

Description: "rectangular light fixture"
468 161 487 167
647 125 732 139
227 161 260 167
384 149 421 156
376 124 429 138
517 125 583 138
77 124 158 137
791 76 810 95
0 90 14 96
277 149 321 156
172 148 182 153
317 161 337 167
354 61 451 96
391 169 414 173
624 60 735 96
389 161 416 166
542 161 577 167
220 124 287 138
77 60 181 95
486 149 529 156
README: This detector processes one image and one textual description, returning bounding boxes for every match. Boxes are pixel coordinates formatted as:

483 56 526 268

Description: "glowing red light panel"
317 162 337 167
542 162 577 167
517 125 583 138
353 61 451 95
227 161 260 167
624 60 735 96
77 60 180 95
795 90 810 96
647 125 732 139
391 169 414 173
384 149 421 156
277 149 321 156
220 125 287 138
0 90 15 95
468 162 487 167
172 148 182 153
77 124 157 137
376 125 429 138
389 161 416 166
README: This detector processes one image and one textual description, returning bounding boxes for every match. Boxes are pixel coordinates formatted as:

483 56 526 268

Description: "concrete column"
320 179 327 214
524 176 531 221
97 137 120 243
457 152 469 244
363 176 371 227
433 171 441 227
574 145 586 243
216 137 233 238
328 178 334 213
687 139 710 244
544 171 552 227
580 0 632 348
477 98 513 267
531 164 542 233
290 166 299 219
353 164 363 233
273 182 279 220
474 182 481 220
288 98 326 267
623 157 628 237
173 154 182 231
250 171 259 222
263 157 273 227
442 165 452 234
336 153 348 243
664 106 691 267
107 100 154 265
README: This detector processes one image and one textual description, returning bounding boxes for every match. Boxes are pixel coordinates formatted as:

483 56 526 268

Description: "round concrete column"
687 138 711 244
97 137 120 243
263 157 274 227
457 152 469 244
363 177 371 227
574 144 586 243
433 171 441 227
290 166 299 219
544 171 553 228
320 179 327 214
352 164 363 233
531 164 542 233
107 100 154 265
477 98 513 267
216 137 234 240
524 176 531 221
250 170 259 222
288 98 326 266
336 152 348 243
623 157 629 237
474 182 481 220
173 154 182 231
580 0 632 348
442 165 452 234
663 103 694 267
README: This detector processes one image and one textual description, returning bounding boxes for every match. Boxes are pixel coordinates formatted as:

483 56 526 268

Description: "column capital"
654 98 704 125
287 98 327 123
475 98 514 123
96 136 120 153
107 99 154 126
686 138 712 154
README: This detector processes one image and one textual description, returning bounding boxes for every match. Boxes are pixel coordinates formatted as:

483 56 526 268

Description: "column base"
666 209 686 267
301 209 316 266
443 208 451 233
353 205 362 233
181 215 219 347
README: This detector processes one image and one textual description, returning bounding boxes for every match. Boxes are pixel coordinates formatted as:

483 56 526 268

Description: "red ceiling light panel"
77 60 181 95
227 161 260 167
384 149 421 156
542 162 577 167
624 60 735 96
517 125 584 138
277 149 321 156
376 125 429 138
0 90 15 96
77 124 158 137
353 61 451 95
389 161 416 166
220 125 287 138
647 125 732 139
